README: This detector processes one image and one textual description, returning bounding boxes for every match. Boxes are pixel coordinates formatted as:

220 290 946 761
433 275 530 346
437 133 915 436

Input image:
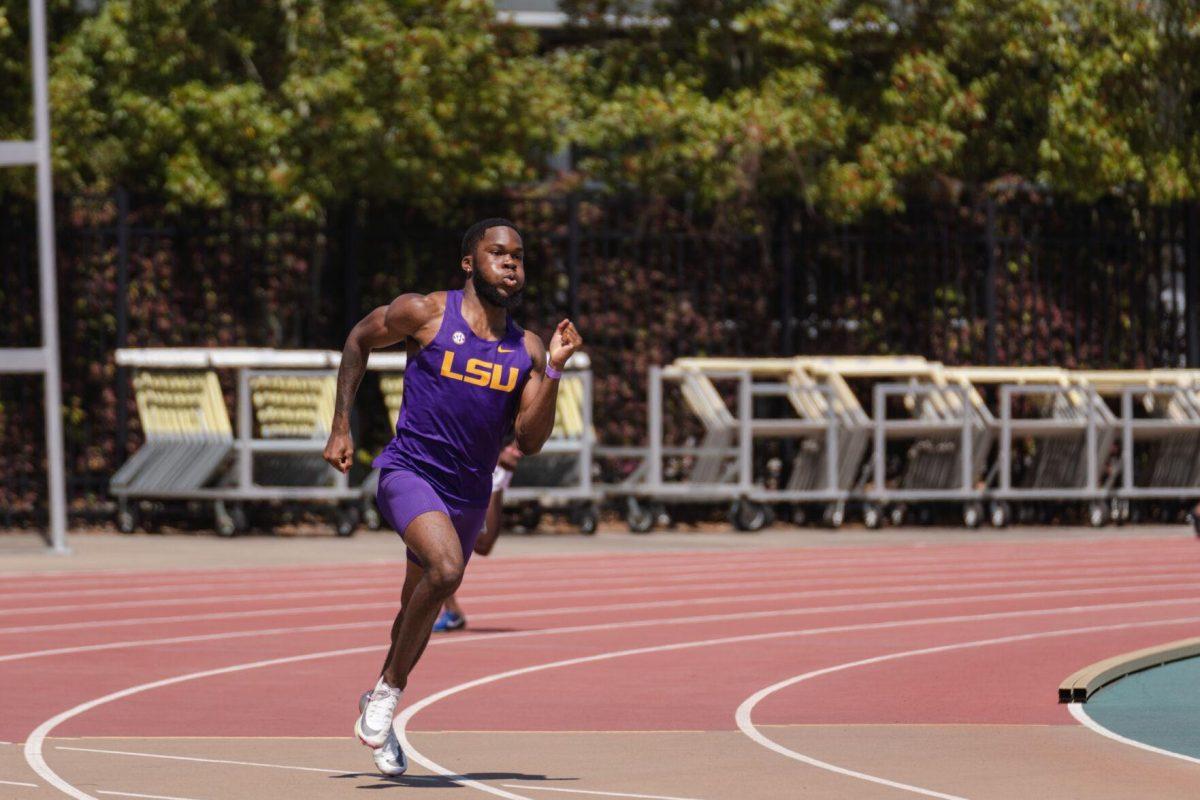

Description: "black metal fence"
2 189 1197 524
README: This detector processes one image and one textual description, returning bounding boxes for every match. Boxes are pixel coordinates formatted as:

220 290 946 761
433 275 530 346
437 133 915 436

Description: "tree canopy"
1 0 1197 217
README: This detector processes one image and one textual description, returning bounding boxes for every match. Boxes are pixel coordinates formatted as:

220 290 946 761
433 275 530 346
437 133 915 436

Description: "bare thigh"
403 510 466 583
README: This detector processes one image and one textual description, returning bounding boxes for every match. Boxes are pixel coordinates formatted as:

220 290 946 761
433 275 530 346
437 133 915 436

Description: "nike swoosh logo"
498 346 515 353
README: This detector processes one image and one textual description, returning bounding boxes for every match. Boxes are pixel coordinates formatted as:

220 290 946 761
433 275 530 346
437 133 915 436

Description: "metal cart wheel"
1087 500 1109 528
989 501 1010 529
1109 498 1129 526
822 501 845 529
116 504 139 534
572 503 599 535
963 502 983 529
863 503 883 530
214 501 238 537
625 498 654 534
518 505 544 532
652 502 674 529
362 504 382 531
336 505 360 537
729 500 769 532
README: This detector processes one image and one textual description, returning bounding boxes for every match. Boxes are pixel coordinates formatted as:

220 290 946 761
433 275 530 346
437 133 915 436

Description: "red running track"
3 534 1200 795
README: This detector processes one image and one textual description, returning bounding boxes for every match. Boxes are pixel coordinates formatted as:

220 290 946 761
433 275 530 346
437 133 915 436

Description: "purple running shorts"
375 467 488 568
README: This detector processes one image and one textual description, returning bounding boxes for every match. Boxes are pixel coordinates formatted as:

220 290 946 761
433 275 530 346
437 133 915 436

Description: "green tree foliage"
28 0 572 215
1 0 1198 217
566 0 1200 215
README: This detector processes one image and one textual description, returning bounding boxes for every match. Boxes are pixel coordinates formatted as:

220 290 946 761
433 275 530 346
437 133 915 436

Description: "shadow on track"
334 771 576 789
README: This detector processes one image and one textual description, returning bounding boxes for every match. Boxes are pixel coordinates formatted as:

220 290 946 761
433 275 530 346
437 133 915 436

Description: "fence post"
115 187 130 463
343 201 361 338
1187 202 1200 367
984 196 998 365
778 199 796 356
567 193 581 322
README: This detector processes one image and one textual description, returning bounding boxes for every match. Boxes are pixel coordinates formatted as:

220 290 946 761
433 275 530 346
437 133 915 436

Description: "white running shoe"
355 681 401 748
359 690 407 776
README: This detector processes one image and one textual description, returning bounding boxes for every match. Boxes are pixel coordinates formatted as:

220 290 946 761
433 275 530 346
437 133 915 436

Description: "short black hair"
462 218 521 258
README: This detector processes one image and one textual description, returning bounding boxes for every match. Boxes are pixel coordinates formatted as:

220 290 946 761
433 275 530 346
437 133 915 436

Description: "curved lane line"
6 560 1197 637
1068 701 1200 767
6 544 1185 600
24 597 1200 800
734 617 1200 797
7 576 1200 664
23 644 382 800
7 549 1196 616
391 606 1200 800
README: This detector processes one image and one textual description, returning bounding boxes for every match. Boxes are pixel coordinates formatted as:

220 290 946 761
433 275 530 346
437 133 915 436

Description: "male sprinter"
324 219 582 776
433 441 523 632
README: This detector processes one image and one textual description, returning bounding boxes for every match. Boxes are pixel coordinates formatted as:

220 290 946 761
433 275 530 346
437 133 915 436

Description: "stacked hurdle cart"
607 356 1200 533
113 348 361 536
1080 370 1200 528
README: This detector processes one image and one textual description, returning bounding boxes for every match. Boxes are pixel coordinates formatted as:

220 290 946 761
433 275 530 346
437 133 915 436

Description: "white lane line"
1068 701 1200 767
4 533 1191 593
0 558 946 616
25 597 1200 800
5 543 1184 601
5 540 1195 610
5 575 1199 664
0 552 869 602
502 785 706 800
0 779 39 788
6 557 1196 635
0 622 383 663
3 534 1180 584
734 617 1200 798
0 548 938 594
3 550 1149 615
24 646 384 800
390 603 1200 800
97 791 204 800
0 546 807 584
56 745 359 774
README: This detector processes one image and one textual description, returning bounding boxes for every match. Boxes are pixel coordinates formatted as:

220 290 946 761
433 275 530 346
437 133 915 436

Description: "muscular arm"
324 293 438 472
514 335 555 455
513 320 582 455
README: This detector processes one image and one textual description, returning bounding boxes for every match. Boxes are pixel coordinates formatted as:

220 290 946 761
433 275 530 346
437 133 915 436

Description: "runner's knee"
424 558 464 597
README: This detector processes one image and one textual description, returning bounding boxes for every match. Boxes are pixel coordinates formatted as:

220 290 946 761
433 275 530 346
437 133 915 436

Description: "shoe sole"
374 747 408 777
359 690 407 773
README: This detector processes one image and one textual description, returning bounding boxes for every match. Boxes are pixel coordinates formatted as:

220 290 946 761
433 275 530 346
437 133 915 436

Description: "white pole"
29 0 69 554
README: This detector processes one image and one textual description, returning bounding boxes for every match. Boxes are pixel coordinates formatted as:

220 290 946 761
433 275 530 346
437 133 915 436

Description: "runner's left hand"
548 319 582 371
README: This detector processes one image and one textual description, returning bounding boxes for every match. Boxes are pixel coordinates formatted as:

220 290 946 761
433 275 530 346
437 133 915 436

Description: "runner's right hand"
498 444 523 471
323 431 354 474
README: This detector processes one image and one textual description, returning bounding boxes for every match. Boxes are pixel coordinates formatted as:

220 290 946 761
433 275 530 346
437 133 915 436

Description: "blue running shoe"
432 610 466 632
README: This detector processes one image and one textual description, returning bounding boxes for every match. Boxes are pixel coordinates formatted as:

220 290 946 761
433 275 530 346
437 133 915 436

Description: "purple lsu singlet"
372 289 533 507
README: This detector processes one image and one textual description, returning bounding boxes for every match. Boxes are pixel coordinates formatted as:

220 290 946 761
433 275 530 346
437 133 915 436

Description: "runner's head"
462 218 525 310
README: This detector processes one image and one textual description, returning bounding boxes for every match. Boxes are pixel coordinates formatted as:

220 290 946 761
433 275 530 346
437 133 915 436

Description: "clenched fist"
323 431 354 475
548 319 583 371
